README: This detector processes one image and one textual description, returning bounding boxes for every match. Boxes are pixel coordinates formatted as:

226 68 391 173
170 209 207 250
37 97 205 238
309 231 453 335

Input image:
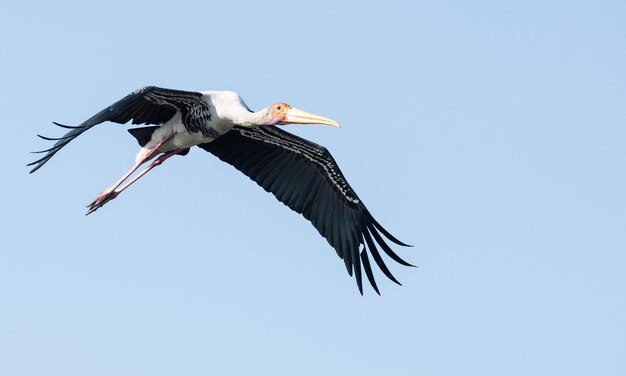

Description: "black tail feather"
128 126 160 147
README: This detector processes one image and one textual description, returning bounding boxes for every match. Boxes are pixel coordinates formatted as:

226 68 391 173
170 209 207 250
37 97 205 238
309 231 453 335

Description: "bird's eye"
276 105 282 111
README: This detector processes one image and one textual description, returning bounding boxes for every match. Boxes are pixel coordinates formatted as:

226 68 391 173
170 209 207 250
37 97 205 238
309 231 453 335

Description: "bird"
29 86 412 294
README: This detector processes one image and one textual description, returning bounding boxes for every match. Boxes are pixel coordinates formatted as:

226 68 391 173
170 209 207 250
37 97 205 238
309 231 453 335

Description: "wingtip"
368 214 412 247
363 231 402 286
370 282 381 295
367 225 414 267
27 158 46 173
52 121 83 129
37 133 76 141
360 248 381 295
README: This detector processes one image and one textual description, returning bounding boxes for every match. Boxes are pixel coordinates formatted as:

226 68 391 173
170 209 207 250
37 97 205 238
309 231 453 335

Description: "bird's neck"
203 91 271 127
231 108 271 127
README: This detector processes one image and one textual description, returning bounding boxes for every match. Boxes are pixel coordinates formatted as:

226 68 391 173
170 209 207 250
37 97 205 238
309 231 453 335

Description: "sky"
1 1 625 375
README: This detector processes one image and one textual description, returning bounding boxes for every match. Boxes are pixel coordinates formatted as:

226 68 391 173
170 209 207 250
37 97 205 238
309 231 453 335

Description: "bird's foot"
86 188 119 215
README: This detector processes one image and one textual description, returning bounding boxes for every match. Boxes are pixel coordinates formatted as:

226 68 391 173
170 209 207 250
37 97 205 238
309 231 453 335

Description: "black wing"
28 86 210 173
199 126 412 294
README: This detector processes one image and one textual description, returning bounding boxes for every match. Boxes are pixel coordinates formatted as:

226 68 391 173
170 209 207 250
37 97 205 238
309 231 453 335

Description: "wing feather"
360 248 380 295
28 86 208 173
199 125 411 293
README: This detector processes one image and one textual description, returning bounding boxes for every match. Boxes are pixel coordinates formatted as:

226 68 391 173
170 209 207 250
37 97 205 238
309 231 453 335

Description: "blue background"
2 1 624 375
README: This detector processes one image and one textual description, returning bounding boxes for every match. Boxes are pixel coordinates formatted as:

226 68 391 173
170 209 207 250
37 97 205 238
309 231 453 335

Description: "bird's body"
132 90 259 163
29 86 412 294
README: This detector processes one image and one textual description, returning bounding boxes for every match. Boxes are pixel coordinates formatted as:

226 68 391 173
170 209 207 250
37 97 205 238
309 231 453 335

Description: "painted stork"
29 86 412 294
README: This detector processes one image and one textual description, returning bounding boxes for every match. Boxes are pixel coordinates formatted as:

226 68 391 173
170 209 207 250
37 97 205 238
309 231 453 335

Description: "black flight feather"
29 86 208 173
199 125 411 293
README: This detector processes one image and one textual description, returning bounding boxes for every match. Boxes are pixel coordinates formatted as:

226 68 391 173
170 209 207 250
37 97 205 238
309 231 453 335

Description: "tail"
127 126 160 147
127 126 190 157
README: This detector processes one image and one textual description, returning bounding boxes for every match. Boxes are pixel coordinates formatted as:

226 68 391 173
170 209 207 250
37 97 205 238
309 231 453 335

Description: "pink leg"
86 133 177 214
96 133 177 193
86 149 184 215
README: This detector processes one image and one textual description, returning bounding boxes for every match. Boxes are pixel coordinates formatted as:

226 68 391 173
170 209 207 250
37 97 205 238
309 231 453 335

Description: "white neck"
231 107 271 127
202 91 271 128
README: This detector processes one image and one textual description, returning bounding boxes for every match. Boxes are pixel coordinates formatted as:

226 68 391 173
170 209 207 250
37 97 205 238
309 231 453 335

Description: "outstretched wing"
28 86 210 173
199 126 412 294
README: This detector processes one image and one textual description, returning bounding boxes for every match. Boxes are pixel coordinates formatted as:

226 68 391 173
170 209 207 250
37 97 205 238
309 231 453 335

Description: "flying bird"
29 86 412 294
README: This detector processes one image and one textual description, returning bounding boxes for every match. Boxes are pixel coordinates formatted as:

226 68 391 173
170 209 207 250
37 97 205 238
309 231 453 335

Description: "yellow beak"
283 107 340 128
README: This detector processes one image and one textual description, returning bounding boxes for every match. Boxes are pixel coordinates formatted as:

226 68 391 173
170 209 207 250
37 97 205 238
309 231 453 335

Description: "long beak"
283 107 340 128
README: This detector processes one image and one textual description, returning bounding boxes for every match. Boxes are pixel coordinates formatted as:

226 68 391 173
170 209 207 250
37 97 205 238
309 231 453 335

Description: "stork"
29 86 412 294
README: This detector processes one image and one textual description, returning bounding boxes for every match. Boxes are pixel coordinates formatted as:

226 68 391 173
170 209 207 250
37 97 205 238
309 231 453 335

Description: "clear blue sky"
1 1 624 375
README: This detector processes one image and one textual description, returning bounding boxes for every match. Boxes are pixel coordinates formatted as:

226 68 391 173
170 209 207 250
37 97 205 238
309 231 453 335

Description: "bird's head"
266 102 340 128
